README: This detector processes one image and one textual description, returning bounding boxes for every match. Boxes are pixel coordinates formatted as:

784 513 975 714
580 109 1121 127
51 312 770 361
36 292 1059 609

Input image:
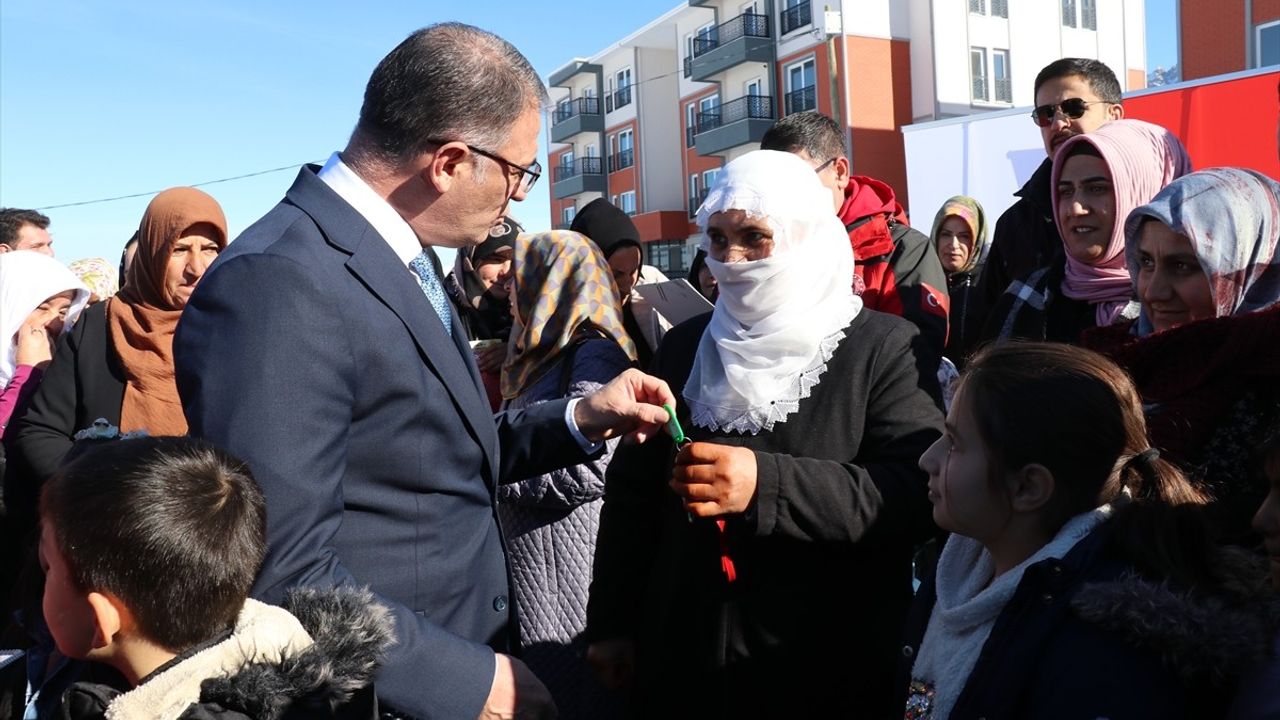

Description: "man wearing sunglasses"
174 23 677 720
976 58 1124 334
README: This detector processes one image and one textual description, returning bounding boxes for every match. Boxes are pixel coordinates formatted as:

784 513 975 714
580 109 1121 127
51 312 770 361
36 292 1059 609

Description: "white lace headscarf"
685 150 861 434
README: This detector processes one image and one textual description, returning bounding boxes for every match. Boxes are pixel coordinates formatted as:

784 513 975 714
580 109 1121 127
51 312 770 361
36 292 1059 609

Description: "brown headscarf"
108 187 227 434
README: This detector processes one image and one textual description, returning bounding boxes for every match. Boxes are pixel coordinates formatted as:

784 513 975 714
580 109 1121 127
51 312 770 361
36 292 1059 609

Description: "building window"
609 68 633 111
561 206 576 230
685 104 698 147
1080 0 1096 29
561 150 575 168
969 0 984 13
688 174 701 218
781 0 811 35
970 48 988 102
697 94 721 134
785 58 817 114
1260 21 1280 67
992 49 1011 102
647 239 689 276
619 191 637 216
992 0 1008 18
702 168 721 193
610 129 635 172
1062 0 1077 28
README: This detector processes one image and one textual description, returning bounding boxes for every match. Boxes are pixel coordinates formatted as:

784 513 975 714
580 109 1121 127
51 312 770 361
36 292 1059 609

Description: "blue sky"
2 0 1180 265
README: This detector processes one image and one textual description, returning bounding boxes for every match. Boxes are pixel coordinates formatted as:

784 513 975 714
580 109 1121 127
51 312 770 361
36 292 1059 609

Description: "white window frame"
1061 0 1077 28
619 191 637 215
785 57 817 114
562 206 576 226
744 77 764 96
992 48 1011 103
969 0 986 14
689 173 700 198
616 67 632 90
1258 20 1280 67
584 142 597 158
699 93 721 114
970 47 989 102
618 129 634 152
740 1 759 15
702 168 721 191
562 150 575 167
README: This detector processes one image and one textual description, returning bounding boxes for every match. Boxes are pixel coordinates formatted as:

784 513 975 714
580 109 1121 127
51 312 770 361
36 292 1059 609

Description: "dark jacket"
588 309 943 720
980 253 1110 345
898 524 1278 720
943 266 984 368
175 165 593 720
3 302 126 524
976 157 1063 317
58 588 395 720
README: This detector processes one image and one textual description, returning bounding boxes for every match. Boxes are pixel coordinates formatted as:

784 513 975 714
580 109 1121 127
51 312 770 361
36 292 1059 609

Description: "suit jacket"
174 166 591 720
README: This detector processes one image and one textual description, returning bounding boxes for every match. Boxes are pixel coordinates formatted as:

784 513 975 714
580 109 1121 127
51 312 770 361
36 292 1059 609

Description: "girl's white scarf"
685 150 861 434
908 505 1114 719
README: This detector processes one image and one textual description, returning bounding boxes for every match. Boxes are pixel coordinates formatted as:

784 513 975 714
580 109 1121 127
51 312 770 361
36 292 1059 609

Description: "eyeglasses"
427 139 542 194
1030 98 1113 128
813 157 837 174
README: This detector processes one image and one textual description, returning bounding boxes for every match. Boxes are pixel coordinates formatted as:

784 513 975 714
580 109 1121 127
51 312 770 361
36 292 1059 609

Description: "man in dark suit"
174 23 673 720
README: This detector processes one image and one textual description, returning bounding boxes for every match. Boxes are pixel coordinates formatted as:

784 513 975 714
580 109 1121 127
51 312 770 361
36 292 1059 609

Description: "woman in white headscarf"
0 251 89 438
587 150 944 720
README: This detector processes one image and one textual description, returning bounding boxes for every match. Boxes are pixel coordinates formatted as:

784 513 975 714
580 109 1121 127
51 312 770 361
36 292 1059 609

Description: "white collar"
317 152 422 268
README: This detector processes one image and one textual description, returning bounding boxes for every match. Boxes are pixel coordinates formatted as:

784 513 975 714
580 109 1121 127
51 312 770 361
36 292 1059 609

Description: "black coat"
588 310 943 720
897 524 1274 720
979 253 1100 345
975 157 1063 318
3 303 126 523
943 268 983 368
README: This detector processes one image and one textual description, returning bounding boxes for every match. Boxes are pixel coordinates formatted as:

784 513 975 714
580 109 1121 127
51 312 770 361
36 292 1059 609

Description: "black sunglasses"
1029 98 1113 128
426 138 542 193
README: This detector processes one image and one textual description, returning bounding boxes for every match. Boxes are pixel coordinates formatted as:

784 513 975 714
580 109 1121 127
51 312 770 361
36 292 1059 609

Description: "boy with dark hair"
36 437 393 719
761 111 950 370
975 58 1125 335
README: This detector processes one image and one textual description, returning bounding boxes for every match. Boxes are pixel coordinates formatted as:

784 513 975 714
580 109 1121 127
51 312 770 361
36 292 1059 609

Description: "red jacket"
839 176 950 366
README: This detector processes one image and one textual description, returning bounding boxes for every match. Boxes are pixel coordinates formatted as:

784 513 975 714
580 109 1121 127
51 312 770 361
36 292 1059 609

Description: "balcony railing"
692 12 770 57
784 85 816 115
607 149 634 173
605 85 633 113
552 96 601 125
972 77 988 102
695 95 774 134
993 78 1012 103
780 1 812 35
683 56 692 78
553 157 604 182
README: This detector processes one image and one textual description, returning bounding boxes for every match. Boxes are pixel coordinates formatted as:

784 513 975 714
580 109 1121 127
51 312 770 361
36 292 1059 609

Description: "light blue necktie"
409 250 453 332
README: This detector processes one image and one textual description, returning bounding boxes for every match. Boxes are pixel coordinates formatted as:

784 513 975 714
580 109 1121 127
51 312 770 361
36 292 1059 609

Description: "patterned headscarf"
929 195 990 276
501 230 637 399
1052 119 1192 326
68 257 119 303
1125 167 1280 337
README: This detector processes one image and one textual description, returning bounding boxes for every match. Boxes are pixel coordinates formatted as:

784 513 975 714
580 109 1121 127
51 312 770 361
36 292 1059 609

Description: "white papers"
634 279 714 327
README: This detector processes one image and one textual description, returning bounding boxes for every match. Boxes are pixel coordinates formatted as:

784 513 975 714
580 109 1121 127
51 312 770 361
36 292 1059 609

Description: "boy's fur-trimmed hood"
196 587 396 718
1072 548 1280 686
77 587 395 720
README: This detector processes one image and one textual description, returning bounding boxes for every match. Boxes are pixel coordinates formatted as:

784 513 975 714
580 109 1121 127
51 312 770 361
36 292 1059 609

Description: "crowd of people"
0 22 1276 720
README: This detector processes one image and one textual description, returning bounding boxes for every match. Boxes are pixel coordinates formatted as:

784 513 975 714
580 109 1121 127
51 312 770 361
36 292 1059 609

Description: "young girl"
904 342 1272 720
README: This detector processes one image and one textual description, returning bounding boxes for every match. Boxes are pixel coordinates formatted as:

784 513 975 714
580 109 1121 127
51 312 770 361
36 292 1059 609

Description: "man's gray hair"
353 23 548 165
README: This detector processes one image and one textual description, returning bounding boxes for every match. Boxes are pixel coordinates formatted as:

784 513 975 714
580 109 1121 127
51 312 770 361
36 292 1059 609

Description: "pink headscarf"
1052 119 1192 326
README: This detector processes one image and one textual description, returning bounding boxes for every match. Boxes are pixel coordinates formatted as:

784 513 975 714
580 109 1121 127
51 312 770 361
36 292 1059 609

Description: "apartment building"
547 0 1144 277
1178 0 1280 80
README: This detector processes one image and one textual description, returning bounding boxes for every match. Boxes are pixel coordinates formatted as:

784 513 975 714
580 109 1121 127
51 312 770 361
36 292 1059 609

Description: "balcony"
605 85 633 113
552 157 606 199
694 95 775 156
688 12 773 82
780 1 812 35
784 85 817 115
550 97 603 144
607 149 635 173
